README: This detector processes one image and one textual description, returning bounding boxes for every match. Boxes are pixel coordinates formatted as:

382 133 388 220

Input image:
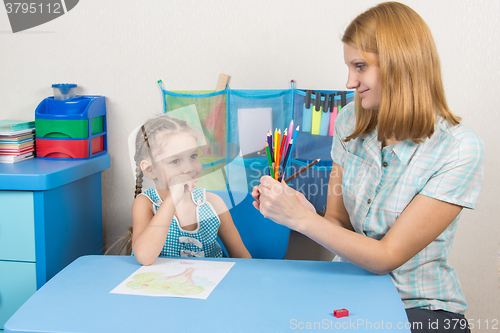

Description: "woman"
252 2 483 332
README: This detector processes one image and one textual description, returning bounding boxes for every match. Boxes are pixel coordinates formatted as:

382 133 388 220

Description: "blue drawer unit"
0 261 36 330
0 154 110 330
0 192 35 262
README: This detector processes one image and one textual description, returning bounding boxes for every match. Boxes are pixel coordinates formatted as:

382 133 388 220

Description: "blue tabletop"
0 154 110 190
5 255 410 333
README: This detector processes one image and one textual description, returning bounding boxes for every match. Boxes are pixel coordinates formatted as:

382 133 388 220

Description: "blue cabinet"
0 192 35 262
0 154 110 330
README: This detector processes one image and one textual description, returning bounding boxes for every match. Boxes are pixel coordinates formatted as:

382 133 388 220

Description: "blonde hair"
133 116 197 198
104 225 133 255
105 116 196 255
342 1 460 143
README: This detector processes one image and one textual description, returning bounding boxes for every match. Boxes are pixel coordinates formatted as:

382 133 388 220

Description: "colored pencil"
273 128 277 163
278 128 287 176
284 126 299 174
278 139 293 182
275 129 281 164
287 119 294 149
284 159 320 183
265 142 274 178
267 131 274 162
274 129 281 180
280 128 287 161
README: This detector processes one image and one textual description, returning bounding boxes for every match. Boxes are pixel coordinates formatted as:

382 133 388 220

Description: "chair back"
209 190 290 259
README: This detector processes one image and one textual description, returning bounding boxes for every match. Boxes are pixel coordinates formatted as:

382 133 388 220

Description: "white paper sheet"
110 258 235 299
237 107 272 156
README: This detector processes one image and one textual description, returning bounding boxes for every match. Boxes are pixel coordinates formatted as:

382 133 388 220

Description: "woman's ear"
140 160 156 180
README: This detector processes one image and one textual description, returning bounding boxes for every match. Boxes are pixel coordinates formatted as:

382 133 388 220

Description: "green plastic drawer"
35 116 104 138
0 191 35 262
0 261 37 330
90 116 104 134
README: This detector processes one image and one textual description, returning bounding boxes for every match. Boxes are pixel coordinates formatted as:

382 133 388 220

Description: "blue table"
0 153 110 191
5 255 410 332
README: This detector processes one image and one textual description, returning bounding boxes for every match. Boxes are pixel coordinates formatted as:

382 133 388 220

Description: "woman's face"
344 43 381 110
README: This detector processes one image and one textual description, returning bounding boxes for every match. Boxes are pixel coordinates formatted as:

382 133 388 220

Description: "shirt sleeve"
419 128 484 209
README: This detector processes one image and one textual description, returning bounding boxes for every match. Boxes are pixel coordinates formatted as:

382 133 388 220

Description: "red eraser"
333 309 349 318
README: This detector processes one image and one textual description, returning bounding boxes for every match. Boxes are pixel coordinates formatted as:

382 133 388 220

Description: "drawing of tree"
126 268 205 295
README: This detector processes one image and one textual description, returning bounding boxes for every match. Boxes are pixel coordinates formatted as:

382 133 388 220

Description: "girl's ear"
140 160 156 180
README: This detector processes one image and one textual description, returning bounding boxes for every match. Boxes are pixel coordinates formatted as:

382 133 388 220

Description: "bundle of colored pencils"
264 120 299 182
264 120 321 183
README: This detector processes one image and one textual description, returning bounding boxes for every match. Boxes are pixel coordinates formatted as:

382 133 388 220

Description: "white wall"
1 0 498 325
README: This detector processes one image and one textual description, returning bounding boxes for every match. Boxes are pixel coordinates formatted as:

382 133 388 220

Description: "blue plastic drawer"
0 260 37 330
0 191 35 262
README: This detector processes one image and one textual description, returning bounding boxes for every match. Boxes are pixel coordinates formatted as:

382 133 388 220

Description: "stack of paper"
0 120 36 163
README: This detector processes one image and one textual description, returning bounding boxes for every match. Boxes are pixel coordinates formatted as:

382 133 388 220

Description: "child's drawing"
126 268 204 296
110 258 235 299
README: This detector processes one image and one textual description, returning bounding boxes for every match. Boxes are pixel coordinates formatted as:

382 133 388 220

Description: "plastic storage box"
35 95 107 159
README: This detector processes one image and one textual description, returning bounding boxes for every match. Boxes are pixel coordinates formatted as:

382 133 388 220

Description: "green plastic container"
35 116 104 139
90 116 104 134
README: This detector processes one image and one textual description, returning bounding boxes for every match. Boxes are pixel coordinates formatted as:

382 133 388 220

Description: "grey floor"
284 230 335 261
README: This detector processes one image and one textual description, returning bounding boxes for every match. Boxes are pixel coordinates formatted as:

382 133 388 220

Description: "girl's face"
150 132 202 189
344 43 381 110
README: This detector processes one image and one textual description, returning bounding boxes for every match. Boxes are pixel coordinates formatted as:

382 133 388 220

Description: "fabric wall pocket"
294 89 354 137
288 90 354 213
291 90 354 163
287 158 333 215
228 89 293 156
162 89 228 148
160 86 230 192
157 82 354 200
227 89 293 190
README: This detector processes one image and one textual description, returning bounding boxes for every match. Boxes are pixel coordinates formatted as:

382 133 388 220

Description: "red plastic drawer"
36 136 104 158
91 136 103 155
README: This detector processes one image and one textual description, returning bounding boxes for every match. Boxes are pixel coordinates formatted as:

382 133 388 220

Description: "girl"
131 115 251 265
252 2 483 332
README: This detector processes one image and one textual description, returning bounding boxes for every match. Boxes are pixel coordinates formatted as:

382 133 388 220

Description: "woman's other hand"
252 175 315 229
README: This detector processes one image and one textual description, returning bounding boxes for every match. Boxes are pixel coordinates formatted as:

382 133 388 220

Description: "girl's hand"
168 174 196 205
253 175 315 229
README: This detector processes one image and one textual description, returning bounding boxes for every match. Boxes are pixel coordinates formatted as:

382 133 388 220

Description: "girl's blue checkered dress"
140 187 225 258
